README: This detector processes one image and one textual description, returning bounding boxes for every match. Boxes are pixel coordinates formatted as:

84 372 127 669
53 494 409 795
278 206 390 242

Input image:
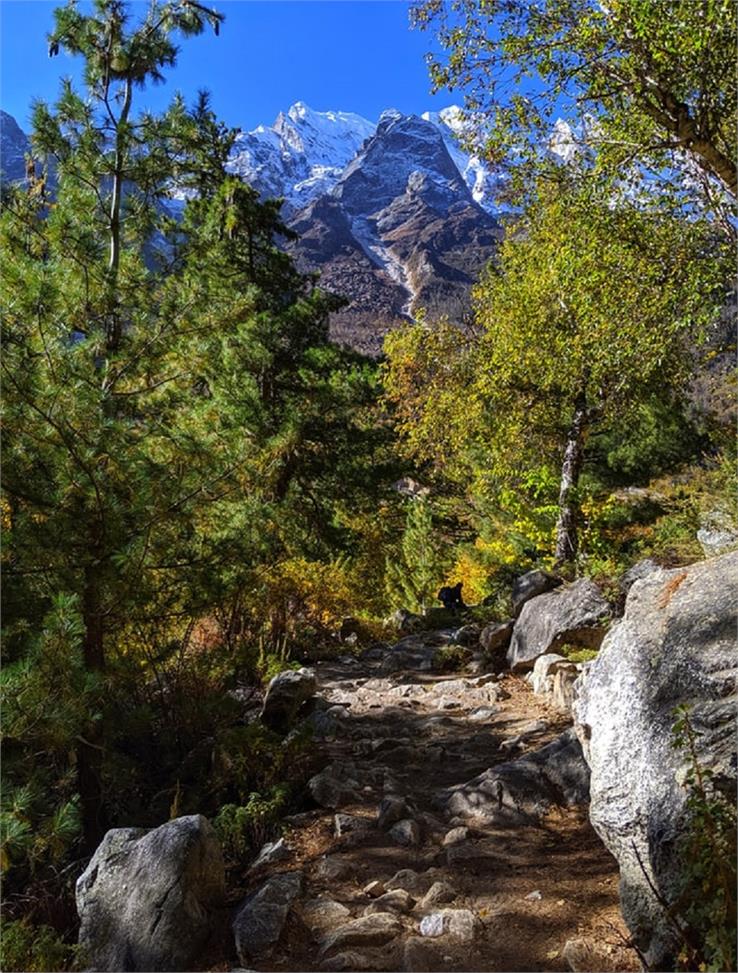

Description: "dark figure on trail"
438 582 465 614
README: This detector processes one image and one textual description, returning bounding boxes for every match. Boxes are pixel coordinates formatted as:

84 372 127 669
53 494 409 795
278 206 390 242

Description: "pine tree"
2 0 225 850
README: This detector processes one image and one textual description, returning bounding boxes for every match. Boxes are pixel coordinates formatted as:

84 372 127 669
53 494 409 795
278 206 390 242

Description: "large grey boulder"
574 552 738 970
441 728 589 824
508 578 609 671
260 667 317 732
511 569 561 618
76 815 225 972
232 870 303 963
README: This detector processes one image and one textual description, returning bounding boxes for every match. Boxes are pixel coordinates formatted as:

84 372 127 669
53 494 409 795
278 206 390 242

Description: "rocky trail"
229 627 637 973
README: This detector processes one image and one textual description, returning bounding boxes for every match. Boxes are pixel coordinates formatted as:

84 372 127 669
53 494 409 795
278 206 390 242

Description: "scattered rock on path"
442 826 469 846
249 837 291 871
261 667 317 732
334 813 373 841
315 855 352 881
310 767 360 809
319 913 403 957
377 795 409 829
363 879 386 898
76 815 225 973
364 889 414 915
419 882 457 909
299 897 352 932
419 909 477 942
387 868 442 895
389 818 421 847
232 870 303 963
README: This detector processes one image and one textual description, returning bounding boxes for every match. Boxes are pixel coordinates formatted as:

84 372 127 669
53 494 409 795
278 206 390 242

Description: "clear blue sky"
0 1 454 133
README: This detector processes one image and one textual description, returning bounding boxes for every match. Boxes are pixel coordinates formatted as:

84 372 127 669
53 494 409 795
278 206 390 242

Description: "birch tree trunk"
554 391 588 567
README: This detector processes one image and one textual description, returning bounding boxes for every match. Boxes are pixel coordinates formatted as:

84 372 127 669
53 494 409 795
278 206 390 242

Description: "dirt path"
236 630 638 972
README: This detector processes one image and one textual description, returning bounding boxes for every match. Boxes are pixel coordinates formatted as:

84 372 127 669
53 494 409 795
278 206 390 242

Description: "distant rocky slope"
0 109 30 183
1 102 505 353
289 110 502 353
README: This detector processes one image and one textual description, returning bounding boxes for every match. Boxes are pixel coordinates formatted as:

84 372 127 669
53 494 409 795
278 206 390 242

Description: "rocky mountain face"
286 109 502 354
0 110 31 183
1 102 503 354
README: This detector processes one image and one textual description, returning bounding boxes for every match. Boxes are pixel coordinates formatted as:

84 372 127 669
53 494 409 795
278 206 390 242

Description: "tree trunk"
78 562 107 853
554 392 588 567
107 77 132 351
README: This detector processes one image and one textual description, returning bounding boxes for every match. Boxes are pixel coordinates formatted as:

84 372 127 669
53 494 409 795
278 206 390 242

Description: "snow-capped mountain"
227 102 375 214
229 101 502 218
290 109 501 352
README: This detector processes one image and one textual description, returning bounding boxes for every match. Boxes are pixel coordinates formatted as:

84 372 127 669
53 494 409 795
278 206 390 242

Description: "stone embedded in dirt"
419 909 477 942
552 663 580 714
574 552 738 969
320 950 382 972
315 855 353 881
377 794 409 829
364 888 415 915
309 768 360 809
249 837 291 871
470 673 498 688
402 936 447 972
444 841 481 865
386 868 441 895
525 889 542 901
300 898 352 931
232 870 303 963
334 813 373 840
508 579 609 672
417 811 446 835
499 719 549 754
442 826 469 846
419 882 457 909
468 706 498 722
479 619 515 655
530 653 569 696
436 697 462 710
363 879 386 898
389 818 421 847
76 815 225 973
383 774 402 795
511 569 562 618
443 728 590 824
319 913 403 957
260 667 318 732
453 623 481 646
562 937 618 972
